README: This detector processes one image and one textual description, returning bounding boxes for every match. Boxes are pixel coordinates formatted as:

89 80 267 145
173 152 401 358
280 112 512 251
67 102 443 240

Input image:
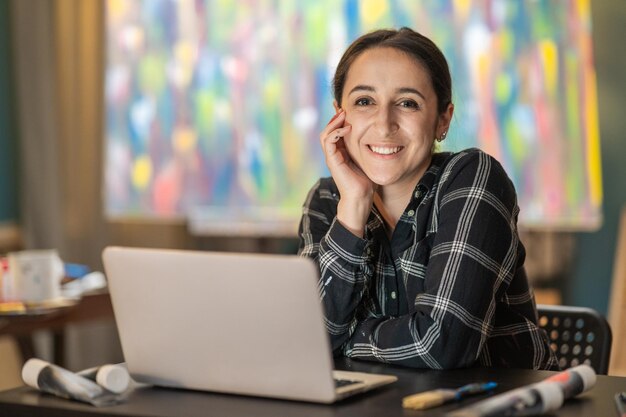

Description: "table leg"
14 335 35 363
52 330 65 366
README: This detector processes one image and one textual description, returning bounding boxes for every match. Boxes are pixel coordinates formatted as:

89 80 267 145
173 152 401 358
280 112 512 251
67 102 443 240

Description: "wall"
2 1 623 311
566 1 626 314
0 0 19 229
0 0 23 390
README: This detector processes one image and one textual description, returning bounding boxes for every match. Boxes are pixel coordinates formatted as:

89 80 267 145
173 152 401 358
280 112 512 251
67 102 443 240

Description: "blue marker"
403 382 498 410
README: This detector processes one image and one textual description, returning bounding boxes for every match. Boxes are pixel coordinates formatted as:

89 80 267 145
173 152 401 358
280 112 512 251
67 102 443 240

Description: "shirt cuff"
325 217 371 266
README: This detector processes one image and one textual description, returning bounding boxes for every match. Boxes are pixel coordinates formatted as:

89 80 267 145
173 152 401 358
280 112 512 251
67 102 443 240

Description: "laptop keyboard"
334 378 362 388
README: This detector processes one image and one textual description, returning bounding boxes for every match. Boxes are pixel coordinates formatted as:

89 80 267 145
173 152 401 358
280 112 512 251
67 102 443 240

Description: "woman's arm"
298 179 373 353
320 109 375 237
342 150 528 368
298 108 380 353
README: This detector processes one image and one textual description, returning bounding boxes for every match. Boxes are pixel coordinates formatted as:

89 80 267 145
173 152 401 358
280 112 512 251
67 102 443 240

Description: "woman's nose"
374 106 399 137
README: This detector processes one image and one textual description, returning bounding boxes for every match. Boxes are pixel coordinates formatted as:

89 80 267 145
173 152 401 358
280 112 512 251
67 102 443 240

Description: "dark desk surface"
1 358 625 417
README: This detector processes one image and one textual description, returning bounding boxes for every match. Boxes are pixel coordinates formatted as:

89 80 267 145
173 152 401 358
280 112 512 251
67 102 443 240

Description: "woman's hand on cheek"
320 110 375 237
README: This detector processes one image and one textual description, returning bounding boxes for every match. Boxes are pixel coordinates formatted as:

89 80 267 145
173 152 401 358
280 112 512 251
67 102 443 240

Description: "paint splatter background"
104 0 602 234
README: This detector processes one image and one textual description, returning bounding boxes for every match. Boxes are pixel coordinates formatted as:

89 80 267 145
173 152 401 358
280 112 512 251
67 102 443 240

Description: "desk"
0 292 115 366
0 358 625 417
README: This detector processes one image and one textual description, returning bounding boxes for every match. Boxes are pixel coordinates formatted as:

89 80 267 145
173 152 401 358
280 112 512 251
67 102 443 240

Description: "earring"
436 131 447 142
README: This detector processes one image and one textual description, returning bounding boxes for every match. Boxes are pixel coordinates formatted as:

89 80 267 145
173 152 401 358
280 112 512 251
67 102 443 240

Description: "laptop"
102 246 397 403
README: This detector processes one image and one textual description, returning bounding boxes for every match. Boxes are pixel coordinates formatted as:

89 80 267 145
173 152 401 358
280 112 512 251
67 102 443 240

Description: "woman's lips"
368 145 403 155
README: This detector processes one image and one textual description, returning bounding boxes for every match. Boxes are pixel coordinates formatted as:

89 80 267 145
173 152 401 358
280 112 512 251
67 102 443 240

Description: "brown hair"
332 27 452 114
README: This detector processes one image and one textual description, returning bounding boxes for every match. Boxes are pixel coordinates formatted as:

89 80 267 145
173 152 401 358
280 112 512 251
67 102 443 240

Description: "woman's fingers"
326 110 343 126
320 110 348 156
329 125 352 143
321 111 346 140
321 123 351 156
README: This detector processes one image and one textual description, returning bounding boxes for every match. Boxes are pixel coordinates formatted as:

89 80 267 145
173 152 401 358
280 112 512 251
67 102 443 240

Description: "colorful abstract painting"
104 0 602 234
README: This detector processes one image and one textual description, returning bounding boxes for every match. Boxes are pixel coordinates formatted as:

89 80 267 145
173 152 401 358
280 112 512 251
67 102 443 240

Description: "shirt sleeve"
297 179 374 353
343 150 524 369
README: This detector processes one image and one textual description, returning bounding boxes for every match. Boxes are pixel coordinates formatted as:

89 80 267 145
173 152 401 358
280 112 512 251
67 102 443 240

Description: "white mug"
8 250 64 302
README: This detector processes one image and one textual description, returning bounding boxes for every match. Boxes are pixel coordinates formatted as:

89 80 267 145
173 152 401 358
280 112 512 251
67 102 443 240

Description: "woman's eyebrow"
396 87 426 100
348 85 375 95
348 85 426 100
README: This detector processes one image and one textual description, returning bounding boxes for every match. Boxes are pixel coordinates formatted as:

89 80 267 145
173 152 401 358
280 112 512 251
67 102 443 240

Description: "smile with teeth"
368 145 403 155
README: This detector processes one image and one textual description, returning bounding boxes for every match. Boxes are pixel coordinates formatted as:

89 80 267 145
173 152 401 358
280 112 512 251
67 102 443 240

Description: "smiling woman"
337 47 451 219
298 27 559 371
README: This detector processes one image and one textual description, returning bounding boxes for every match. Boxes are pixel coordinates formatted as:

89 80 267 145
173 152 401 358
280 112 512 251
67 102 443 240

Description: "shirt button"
391 291 397 300
407 210 415 217
414 190 422 198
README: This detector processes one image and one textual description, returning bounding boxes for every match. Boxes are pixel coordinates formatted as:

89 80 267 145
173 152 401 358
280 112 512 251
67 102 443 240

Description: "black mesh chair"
537 304 612 374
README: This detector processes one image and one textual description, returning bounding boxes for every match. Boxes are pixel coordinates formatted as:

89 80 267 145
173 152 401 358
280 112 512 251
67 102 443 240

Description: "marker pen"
403 382 498 410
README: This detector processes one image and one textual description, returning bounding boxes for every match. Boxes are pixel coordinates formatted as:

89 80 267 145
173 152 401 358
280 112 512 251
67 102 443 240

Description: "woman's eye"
355 98 371 106
400 100 419 109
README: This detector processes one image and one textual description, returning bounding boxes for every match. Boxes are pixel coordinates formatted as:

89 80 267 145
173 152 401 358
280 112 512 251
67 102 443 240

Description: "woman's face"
337 47 452 190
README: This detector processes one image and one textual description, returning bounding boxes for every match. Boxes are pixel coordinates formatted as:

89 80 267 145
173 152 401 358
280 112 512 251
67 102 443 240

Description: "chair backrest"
537 304 612 374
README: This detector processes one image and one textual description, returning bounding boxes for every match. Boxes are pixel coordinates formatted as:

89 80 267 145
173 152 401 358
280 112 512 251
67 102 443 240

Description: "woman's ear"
333 100 341 113
437 103 454 137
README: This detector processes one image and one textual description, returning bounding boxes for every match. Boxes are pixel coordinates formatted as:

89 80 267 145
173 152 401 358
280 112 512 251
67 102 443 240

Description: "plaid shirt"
298 148 559 370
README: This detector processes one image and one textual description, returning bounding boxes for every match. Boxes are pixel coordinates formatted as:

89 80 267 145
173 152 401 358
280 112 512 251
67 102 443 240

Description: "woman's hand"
320 110 375 237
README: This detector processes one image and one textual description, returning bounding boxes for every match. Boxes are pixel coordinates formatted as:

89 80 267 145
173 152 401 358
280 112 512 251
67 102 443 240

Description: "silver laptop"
102 246 397 403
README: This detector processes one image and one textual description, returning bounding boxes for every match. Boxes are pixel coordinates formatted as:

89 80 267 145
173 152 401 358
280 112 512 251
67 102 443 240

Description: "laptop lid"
103 246 344 403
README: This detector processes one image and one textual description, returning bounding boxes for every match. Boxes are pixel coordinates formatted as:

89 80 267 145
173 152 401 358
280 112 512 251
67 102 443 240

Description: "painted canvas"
104 0 601 234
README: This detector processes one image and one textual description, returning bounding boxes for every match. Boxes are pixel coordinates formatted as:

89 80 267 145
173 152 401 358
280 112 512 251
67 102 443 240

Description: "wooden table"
0 291 114 366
